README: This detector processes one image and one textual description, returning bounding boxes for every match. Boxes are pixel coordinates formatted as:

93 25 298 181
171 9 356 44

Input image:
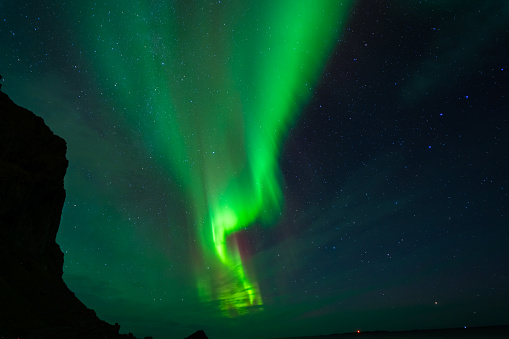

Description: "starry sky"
1 1 508 338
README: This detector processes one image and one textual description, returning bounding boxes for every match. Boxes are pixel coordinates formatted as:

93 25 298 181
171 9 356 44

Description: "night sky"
1 1 508 338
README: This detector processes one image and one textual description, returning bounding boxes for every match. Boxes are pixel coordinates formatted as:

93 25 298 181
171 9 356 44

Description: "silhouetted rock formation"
0 90 134 338
184 330 209 339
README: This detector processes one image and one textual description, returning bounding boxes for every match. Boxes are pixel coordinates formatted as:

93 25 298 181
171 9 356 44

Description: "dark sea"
267 325 509 339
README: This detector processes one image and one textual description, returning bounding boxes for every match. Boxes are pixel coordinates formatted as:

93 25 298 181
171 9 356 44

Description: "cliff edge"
0 89 130 338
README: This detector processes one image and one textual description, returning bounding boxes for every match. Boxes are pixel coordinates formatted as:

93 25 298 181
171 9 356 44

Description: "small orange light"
357 330 360 333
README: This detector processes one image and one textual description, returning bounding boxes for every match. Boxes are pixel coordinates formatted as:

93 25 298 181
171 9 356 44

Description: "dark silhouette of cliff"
0 88 134 338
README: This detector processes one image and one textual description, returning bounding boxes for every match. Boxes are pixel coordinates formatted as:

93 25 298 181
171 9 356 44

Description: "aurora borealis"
63 0 352 314
1 1 509 339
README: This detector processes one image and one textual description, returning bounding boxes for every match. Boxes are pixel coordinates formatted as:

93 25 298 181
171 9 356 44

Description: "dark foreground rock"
184 330 208 339
0 89 134 339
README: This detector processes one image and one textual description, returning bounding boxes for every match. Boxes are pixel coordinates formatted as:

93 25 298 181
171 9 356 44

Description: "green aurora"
68 0 351 314
3 1 509 338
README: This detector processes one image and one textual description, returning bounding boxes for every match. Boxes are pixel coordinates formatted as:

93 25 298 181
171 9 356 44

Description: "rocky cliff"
0 89 131 338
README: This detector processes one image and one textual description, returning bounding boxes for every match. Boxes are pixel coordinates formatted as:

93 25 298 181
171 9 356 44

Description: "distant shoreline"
262 325 509 339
